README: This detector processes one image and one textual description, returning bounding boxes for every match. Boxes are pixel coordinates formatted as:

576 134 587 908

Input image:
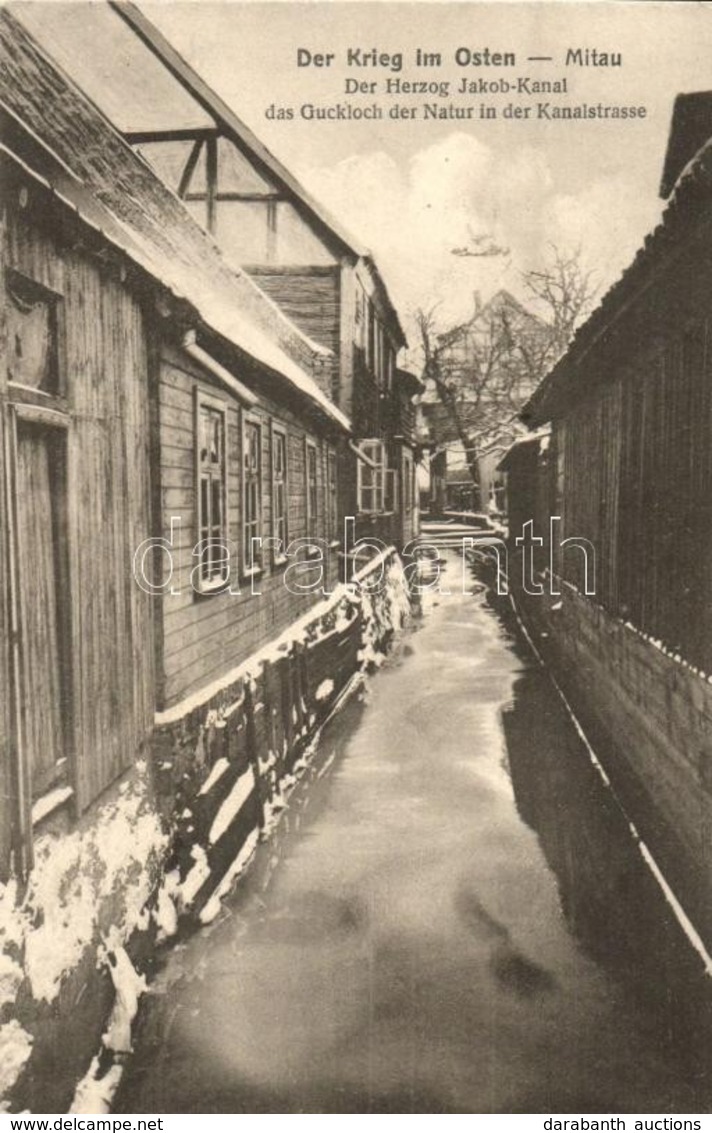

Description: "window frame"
403 451 413 513
327 448 339 545
6 269 65 405
194 389 230 595
242 413 263 576
357 439 386 514
355 282 366 351
305 438 319 536
366 302 376 373
271 422 289 566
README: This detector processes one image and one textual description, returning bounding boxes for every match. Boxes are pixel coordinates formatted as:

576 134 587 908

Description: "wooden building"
511 91 712 947
496 433 550 548
16 0 419 561
0 6 348 872
0 10 418 1109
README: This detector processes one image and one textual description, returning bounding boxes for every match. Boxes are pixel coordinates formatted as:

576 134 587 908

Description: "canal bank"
114 554 712 1115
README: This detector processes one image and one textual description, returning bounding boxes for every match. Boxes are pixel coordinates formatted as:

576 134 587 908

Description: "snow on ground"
199 829 261 926
0 763 167 1106
0 1022 33 1102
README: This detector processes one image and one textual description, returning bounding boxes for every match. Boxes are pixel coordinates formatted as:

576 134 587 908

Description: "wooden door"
15 421 69 798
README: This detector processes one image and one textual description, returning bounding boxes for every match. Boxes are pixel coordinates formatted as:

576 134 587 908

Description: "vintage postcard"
1 0 712 1120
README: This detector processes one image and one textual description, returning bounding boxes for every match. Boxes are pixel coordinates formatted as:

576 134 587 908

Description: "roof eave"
1 116 351 435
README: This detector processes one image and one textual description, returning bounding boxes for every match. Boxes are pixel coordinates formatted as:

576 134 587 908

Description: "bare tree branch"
419 246 597 507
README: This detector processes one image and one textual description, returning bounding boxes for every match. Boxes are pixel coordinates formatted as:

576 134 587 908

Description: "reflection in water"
455 886 558 1000
496 598 712 1091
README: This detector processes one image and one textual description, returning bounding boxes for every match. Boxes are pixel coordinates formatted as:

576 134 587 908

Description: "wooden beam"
266 199 278 262
205 133 218 234
177 138 203 200
3 406 33 875
125 127 216 144
109 1 356 260
183 191 283 204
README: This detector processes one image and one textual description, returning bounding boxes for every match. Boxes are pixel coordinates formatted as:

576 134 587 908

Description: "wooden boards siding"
245 266 340 357
617 320 712 670
246 266 341 400
560 379 622 609
3 202 155 816
554 312 712 673
158 344 339 709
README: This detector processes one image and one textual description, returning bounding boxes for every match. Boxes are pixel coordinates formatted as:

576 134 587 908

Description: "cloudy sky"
141 1 712 327
18 1 712 331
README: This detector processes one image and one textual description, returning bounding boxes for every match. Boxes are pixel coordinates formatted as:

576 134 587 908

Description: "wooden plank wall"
158 345 340 709
245 266 340 355
4 202 155 813
560 379 622 608
618 319 712 669
554 313 712 672
245 266 341 399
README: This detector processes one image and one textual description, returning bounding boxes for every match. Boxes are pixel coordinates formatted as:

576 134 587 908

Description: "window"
15 421 70 801
357 439 385 513
196 395 228 592
367 303 376 372
384 344 393 393
384 467 398 514
6 270 71 852
243 417 262 572
403 453 413 512
355 284 366 350
327 450 339 541
7 271 61 396
272 425 288 563
305 440 318 534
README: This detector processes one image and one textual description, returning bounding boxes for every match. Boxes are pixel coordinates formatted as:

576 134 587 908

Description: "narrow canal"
115 554 712 1114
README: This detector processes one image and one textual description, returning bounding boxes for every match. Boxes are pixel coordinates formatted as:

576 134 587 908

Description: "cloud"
302 133 664 335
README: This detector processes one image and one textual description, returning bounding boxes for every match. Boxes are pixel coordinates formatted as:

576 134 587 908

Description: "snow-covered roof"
0 9 350 433
11 0 406 349
497 429 550 471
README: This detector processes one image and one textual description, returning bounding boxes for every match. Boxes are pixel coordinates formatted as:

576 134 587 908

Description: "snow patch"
208 768 255 845
69 1056 123 1116
153 871 180 943
176 845 211 912
199 829 260 926
198 757 230 796
0 1021 33 1099
1 767 167 1009
315 679 334 702
69 945 147 1114
0 952 23 1006
101 945 146 1054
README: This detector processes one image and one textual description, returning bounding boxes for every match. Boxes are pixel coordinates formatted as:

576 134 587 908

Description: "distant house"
419 290 546 515
510 89 712 949
18 0 417 560
0 5 347 848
